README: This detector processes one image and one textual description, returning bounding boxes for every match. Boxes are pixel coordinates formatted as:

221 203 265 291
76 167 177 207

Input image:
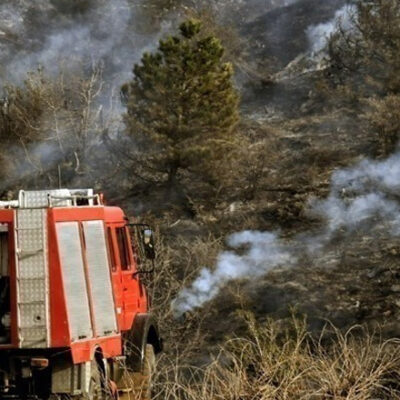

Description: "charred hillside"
0 0 400 398
243 0 347 69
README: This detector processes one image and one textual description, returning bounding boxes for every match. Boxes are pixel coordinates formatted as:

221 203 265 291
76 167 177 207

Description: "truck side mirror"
142 229 155 260
127 223 156 271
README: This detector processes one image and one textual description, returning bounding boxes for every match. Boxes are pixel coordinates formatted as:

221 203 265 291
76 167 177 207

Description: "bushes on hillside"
329 0 400 96
0 67 110 191
326 0 400 156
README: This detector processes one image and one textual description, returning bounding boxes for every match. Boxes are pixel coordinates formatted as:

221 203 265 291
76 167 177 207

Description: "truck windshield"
0 224 10 344
116 227 130 271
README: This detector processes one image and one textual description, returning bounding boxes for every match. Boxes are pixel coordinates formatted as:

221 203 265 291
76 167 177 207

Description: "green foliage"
122 18 240 185
179 18 201 38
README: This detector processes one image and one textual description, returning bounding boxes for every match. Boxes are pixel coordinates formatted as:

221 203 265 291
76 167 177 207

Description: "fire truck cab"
0 189 162 400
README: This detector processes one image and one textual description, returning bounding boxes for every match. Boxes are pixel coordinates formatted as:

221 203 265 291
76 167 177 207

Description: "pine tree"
121 19 240 185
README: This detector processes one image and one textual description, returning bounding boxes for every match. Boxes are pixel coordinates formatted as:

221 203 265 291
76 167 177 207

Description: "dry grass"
139 219 400 400
151 314 400 400
144 230 224 364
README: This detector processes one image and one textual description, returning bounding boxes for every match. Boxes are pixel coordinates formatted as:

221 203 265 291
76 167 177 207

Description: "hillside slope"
0 2 399 393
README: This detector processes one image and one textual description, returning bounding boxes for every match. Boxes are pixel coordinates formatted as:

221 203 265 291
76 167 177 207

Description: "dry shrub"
152 314 400 400
327 0 400 97
366 94 400 157
144 228 224 361
0 66 114 189
134 224 400 399
215 121 283 204
149 230 223 316
233 138 277 201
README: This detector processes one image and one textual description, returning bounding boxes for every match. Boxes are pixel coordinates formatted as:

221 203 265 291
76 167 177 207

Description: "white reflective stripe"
56 222 92 341
83 221 117 336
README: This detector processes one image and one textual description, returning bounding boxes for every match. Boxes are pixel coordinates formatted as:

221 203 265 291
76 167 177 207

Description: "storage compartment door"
83 221 117 336
56 222 92 341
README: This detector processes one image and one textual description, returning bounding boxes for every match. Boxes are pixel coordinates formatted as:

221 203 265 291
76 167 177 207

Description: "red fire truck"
0 189 162 400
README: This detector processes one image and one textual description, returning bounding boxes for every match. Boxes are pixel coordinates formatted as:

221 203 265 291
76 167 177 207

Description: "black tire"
117 344 156 400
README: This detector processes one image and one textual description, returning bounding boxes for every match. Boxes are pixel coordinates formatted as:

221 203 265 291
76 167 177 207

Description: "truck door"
115 226 139 330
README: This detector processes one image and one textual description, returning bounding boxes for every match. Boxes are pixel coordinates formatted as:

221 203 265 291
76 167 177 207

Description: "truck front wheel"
118 344 155 400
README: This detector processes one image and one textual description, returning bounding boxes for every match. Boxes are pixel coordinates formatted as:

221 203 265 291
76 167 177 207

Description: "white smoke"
0 0 173 92
307 153 400 250
173 151 400 316
6 0 131 84
0 0 176 184
173 231 294 315
0 3 24 34
306 4 356 54
0 3 24 61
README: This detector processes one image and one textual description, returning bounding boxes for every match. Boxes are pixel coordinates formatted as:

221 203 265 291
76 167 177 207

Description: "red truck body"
0 189 161 400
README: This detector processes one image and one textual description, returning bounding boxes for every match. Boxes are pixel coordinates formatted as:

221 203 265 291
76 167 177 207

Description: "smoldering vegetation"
2 0 400 398
174 151 400 315
0 0 166 83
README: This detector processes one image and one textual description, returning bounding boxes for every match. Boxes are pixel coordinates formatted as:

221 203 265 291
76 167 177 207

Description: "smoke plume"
173 150 400 316
0 0 173 90
306 4 356 54
0 0 179 191
173 231 294 315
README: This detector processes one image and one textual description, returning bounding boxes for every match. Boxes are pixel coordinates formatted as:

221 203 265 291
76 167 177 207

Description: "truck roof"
0 189 99 209
0 189 127 223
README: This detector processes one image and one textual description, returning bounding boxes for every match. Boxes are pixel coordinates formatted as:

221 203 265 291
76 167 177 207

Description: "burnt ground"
242 0 348 70
146 98 400 367
144 77 398 363
1 0 397 369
